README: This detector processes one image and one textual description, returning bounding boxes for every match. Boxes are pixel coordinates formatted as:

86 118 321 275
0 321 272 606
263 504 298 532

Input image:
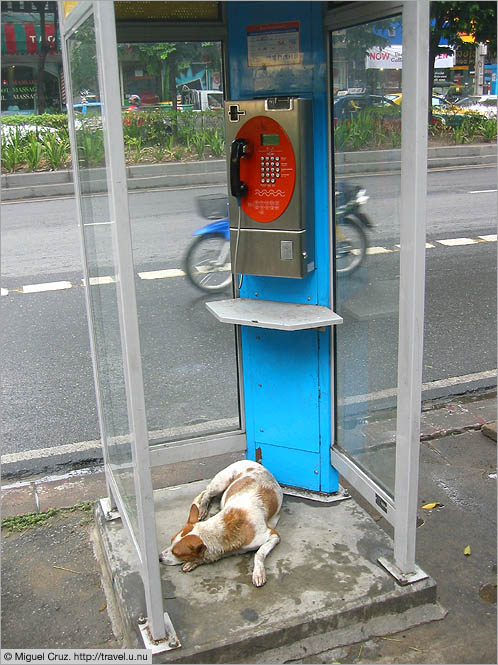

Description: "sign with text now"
366 45 454 69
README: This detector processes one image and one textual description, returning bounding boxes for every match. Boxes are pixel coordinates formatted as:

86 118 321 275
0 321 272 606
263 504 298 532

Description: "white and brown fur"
159 460 283 587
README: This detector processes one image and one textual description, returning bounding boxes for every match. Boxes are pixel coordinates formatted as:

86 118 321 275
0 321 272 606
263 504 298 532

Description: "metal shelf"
206 298 343 331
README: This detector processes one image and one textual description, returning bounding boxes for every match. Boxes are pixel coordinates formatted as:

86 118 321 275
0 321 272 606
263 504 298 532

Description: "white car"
1 123 57 139
457 95 497 118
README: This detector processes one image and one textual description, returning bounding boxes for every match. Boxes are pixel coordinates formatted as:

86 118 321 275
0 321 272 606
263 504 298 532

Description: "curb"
1 390 495 485
1 159 227 201
2 144 495 201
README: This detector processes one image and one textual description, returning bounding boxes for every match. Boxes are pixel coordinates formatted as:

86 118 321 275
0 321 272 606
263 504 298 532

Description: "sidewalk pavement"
1 391 496 662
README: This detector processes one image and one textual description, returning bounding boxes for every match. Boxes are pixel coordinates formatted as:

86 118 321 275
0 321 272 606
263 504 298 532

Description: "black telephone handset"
230 138 250 200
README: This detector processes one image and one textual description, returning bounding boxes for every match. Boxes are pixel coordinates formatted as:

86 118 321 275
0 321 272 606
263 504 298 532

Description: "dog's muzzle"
159 549 182 565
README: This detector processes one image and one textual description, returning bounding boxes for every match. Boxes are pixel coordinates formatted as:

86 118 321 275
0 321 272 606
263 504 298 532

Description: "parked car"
333 94 400 122
386 92 465 112
73 101 103 115
457 95 497 118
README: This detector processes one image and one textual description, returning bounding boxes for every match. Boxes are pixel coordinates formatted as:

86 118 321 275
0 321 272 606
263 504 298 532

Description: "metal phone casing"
225 98 314 279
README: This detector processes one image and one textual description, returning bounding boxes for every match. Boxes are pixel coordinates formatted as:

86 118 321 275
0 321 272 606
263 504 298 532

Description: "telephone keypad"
259 151 284 186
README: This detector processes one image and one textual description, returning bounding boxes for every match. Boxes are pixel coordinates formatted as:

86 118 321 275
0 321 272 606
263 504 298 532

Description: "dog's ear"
194 541 206 555
172 534 206 561
188 503 199 524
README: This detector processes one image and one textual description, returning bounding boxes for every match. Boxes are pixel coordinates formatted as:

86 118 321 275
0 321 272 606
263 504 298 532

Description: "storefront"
1 0 62 113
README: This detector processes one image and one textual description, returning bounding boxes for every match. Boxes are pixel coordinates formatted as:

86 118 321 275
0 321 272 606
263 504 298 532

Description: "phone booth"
59 0 441 656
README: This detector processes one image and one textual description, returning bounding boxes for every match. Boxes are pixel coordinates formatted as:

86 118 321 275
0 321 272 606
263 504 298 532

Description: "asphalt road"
1 165 496 457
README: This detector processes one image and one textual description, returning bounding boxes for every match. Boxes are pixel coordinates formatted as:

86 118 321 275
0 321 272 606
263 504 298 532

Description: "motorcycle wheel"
336 216 367 275
184 233 232 292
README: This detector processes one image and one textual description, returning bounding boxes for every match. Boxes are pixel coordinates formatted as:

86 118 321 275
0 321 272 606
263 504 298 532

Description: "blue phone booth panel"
226 2 339 494
243 326 321 490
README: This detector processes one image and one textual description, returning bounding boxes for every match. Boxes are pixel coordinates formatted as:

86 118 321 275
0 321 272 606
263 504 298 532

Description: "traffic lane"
1 166 495 279
1 273 239 456
1 185 227 280
423 240 497 383
350 239 496 385
355 165 496 241
2 239 495 456
1 283 99 454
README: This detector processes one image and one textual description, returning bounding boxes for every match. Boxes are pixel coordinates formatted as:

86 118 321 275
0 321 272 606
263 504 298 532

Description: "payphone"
225 97 314 279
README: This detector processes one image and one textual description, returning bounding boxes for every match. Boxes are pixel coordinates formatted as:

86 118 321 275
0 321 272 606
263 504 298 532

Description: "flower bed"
1 107 496 174
1 108 225 173
334 107 496 152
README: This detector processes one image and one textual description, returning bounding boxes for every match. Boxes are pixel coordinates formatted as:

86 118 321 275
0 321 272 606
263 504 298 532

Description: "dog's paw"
197 505 209 521
252 567 267 587
182 561 199 573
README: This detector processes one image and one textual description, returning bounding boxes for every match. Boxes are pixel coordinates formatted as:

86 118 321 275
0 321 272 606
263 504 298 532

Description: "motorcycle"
184 186 372 293
334 180 372 275
184 195 232 293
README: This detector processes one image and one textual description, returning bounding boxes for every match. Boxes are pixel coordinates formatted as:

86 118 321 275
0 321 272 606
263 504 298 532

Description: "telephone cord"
234 201 244 291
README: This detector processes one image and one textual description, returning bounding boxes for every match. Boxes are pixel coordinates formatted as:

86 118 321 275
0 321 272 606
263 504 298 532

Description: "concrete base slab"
95 480 446 663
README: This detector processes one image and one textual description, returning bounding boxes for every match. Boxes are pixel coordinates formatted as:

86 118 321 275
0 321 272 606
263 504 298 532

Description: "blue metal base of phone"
226 1 339 493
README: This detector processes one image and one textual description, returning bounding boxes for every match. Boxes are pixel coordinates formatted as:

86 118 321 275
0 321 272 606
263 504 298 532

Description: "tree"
429 1 497 108
118 41 221 110
32 1 58 114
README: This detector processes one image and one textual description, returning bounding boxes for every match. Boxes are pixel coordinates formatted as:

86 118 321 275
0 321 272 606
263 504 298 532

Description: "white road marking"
5 233 495 297
366 246 392 255
436 237 478 246
1 417 239 467
82 276 116 286
340 369 497 407
469 189 497 194
395 243 435 249
138 268 186 279
1 466 103 491
2 367 494 468
22 280 73 293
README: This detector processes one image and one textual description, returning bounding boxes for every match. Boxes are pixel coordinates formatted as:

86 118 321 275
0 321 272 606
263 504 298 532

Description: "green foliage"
176 110 198 150
191 131 207 159
78 128 105 167
429 2 497 104
124 136 144 163
205 128 225 157
334 109 401 151
1 128 24 172
1 113 69 130
431 2 497 54
42 132 70 170
1 502 94 534
333 17 399 62
24 134 44 170
2 508 58 533
481 117 497 142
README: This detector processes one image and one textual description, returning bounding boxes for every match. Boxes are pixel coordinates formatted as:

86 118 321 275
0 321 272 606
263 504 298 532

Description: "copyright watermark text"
1 650 151 664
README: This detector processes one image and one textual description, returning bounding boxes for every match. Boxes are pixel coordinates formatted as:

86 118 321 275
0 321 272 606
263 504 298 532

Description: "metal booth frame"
60 0 431 645
327 0 430 583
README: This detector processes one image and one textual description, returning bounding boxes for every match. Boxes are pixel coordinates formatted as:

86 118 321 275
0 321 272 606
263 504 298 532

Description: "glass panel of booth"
114 39 241 447
331 13 402 496
66 13 139 536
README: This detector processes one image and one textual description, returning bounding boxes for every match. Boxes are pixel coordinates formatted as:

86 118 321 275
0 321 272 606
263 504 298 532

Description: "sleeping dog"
159 460 283 587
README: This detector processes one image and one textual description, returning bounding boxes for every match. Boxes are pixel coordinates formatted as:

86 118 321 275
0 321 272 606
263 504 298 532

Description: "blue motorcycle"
184 195 232 292
185 186 372 292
